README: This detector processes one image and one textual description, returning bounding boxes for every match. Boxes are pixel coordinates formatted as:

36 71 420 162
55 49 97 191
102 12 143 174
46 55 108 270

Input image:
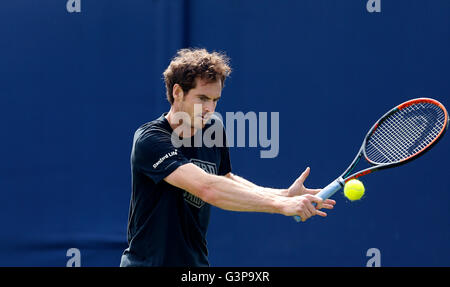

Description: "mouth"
198 114 210 121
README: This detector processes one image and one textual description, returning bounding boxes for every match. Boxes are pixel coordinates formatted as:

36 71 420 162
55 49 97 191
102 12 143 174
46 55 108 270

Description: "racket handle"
293 177 345 223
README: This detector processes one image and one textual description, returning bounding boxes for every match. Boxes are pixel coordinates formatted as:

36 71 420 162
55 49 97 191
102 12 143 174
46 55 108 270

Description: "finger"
315 210 328 217
302 210 314 222
306 201 317 217
318 203 334 210
297 167 310 184
324 199 336 205
313 199 335 210
315 201 335 210
306 194 324 208
300 203 312 220
302 208 312 219
299 211 308 222
304 188 322 195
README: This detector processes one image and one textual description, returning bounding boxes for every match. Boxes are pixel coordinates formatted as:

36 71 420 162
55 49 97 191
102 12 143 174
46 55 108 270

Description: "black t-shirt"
120 113 231 267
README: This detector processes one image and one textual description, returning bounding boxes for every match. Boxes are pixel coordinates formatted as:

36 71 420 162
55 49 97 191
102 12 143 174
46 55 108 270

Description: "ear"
172 84 184 103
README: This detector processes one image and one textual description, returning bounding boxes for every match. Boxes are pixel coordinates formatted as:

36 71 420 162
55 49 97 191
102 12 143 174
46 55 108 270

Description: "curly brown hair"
163 48 232 104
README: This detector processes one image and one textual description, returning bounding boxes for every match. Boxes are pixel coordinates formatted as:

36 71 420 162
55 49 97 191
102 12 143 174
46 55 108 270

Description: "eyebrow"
198 94 221 101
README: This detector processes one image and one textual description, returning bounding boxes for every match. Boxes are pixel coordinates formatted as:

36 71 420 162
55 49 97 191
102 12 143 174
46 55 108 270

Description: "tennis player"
120 48 336 267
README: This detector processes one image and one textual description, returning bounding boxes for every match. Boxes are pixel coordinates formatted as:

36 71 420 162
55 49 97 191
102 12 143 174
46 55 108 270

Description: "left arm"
225 167 321 198
225 172 288 197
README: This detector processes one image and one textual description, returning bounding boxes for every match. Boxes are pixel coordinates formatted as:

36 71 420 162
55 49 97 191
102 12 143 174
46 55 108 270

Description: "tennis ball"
344 179 365 201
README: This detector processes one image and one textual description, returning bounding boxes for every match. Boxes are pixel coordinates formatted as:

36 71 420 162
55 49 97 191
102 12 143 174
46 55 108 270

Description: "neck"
165 106 197 138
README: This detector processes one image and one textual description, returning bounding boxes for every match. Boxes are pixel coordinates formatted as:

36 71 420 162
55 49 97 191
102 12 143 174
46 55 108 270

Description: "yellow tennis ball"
344 179 365 201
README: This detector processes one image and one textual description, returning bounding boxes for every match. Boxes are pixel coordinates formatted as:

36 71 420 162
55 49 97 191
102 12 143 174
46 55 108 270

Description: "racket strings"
365 102 445 164
371 110 430 160
368 103 444 162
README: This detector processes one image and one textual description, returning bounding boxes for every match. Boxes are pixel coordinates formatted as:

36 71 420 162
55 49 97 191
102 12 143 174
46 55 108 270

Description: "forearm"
165 164 290 215
226 173 257 188
227 172 288 197
203 173 289 214
165 164 326 219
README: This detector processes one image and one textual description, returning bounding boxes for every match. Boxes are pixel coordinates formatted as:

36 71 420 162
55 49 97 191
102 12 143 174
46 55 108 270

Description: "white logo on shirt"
152 150 178 169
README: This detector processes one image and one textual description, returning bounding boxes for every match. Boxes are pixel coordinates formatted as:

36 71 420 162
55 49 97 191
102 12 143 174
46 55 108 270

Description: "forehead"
190 78 222 95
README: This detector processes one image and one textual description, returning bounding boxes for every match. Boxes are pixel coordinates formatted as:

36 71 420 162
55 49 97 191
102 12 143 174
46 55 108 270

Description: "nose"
204 100 215 114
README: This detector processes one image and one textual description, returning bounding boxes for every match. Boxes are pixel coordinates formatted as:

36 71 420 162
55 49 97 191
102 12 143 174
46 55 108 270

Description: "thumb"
297 167 310 184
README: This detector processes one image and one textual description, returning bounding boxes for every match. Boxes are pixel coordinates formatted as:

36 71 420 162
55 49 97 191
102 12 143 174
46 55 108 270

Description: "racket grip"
293 177 345 223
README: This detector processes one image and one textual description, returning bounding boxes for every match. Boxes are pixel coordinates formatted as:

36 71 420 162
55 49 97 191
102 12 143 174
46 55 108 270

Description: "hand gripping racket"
294 98 449 222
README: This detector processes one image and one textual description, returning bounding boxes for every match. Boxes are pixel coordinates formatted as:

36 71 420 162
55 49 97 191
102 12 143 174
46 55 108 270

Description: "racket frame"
346 98 449 182
294 98 449 222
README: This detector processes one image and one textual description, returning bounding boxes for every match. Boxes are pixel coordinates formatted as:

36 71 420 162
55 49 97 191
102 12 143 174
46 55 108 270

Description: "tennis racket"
294 98 449 222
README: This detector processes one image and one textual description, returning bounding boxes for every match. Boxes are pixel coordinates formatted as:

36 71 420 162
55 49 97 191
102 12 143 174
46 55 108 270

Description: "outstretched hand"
287 167 321 197
287 167 336 220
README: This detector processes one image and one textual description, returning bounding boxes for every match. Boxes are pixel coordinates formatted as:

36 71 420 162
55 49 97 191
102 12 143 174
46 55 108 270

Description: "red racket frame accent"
344 98 448 183
395 98 449 163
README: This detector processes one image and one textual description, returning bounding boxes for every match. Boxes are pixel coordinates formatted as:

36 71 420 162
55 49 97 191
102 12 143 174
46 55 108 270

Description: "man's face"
179 78 222 130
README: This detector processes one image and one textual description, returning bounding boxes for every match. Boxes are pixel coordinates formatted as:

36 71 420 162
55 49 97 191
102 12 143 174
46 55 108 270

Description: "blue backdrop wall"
0 0 449 267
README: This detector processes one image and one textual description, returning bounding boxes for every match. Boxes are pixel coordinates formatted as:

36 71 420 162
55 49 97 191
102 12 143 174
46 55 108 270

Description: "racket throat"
316 177 345 200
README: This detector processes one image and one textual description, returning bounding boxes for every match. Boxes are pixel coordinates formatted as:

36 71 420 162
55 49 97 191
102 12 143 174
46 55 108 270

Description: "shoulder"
132 116 175 154
135 116 172 142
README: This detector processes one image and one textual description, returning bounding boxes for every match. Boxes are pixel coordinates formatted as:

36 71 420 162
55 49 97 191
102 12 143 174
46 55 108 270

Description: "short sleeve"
132 129 190 184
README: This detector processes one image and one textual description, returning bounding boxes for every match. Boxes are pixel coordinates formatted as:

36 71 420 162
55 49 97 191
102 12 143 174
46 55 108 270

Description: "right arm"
132 128 333 222
164 163 331 221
